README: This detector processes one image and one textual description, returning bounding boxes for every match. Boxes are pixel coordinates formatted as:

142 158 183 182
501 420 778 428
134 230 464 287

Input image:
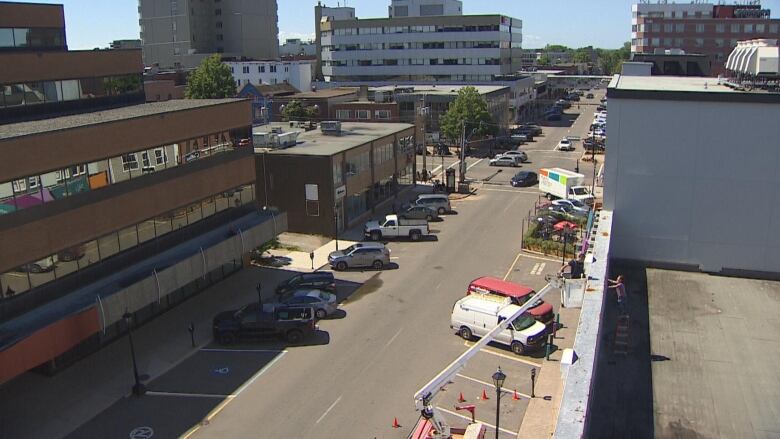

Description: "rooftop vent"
320 120 342 135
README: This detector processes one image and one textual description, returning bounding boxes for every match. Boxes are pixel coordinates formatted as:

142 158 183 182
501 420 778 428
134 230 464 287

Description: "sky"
31 0 780 50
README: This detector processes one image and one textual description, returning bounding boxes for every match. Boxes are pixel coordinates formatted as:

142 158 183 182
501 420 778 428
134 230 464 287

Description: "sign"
335 185 347 200
305 184 319 201
129 427 154 439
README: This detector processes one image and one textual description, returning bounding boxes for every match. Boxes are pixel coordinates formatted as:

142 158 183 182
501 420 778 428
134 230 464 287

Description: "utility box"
445 168 456 193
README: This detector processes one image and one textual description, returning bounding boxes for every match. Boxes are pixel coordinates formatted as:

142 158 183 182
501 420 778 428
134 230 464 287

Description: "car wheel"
315 308 327 320
511 341 526 355
370 231 381 241
286 329 304 344
460 326 473 341
372 260 384 269
546 193 553 200
438 207 446 215
336 261 347 271
219 332 236 345
410 230 421 241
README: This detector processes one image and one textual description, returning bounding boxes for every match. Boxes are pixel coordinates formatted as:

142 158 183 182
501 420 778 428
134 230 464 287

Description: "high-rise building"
388 0 463 17
631 1 780 74
139 0 279 69
315 2 357 79
0 2 283 385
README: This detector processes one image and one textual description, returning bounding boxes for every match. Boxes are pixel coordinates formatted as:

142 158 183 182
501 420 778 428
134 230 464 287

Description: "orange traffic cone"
512 389 521 400
481 389 489 400
392 417 401 428
458 392 466 403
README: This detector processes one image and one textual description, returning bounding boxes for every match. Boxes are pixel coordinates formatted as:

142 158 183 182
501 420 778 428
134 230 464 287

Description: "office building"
280 38 317 57
255 122 415 235
631 1 780 74
315 2 357 79
139 0 279 69
320 14 523 82
603 73 780 275
631 51 712 76
388 0 462 17
270 87 359 122
110 39 142 50
225 59 313 93
0 2 283 384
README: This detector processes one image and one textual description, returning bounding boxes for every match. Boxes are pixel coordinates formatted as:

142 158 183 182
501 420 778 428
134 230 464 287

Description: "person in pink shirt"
608 275 627 316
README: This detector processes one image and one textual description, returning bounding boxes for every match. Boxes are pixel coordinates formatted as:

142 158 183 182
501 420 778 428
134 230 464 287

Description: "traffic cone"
392 417 401 428
481 389 489 400
458 392 466 403
512 389 521 400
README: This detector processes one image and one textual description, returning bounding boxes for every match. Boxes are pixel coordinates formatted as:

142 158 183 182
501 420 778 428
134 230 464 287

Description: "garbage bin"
445 168 456 193
458 181 471 194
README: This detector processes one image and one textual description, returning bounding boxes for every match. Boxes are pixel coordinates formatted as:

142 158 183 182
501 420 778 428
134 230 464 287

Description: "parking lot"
25 90 607 439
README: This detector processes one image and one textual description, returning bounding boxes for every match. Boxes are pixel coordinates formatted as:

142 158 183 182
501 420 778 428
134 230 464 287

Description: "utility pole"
417 96 429 181
459 121 466 184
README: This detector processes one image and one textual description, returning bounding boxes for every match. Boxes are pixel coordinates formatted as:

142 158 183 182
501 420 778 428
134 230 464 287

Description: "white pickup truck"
364 214 430 241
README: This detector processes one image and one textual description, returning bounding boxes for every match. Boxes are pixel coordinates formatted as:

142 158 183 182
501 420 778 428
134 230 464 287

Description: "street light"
123 311 146 396
491 366 506 439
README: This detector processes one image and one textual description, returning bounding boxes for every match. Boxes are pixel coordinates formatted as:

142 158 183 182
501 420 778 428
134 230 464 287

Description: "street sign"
335 185 346 200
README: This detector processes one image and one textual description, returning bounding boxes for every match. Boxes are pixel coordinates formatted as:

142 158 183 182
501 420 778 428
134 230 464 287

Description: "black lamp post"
530 367 537 398
492 366 506 439
123 311 146 396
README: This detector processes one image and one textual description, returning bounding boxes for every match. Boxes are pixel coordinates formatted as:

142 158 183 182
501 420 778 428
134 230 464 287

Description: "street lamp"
333 202 339 251
123 311 146 396
492 366 506 439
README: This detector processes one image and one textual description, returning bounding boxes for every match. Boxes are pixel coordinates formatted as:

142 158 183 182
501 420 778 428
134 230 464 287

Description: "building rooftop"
609 75 780 102
371 84 508 96
288 87 358 99
0 99 246 141
259 122 414 156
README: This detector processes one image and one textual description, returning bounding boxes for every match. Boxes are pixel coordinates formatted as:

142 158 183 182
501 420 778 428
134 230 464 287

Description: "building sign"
335 185 347 200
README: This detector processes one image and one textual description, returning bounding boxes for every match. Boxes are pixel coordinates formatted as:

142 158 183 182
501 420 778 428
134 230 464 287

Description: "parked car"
596 104 607 112
545 113 562 121
552 199 591 215
467 277 555 327
556 99 572 109
275 272 336 296
435 143 451 156
583 138 605 151
586 93 594 99
364 214 430 241
273 289 338 319
510 171 538 187
557 138 575 151
328 242 391 270
415 193 451 215
399 204 438 221
498 149 528 163
519 124 542 136
16 256 58 273
212 303 317 344
509 134 527 145
238 138 252 148
548 203 588 218
57 245 86 262
489 155 520 167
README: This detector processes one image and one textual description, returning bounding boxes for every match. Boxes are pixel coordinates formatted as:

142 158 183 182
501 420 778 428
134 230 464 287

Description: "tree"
439 86 495 146
538 54 551 66
544 44 571 53
281 100 318 121
573 49 592 64
185 54 236 99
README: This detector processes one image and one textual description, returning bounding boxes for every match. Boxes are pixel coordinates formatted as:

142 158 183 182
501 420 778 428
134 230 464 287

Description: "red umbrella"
553 221 578 231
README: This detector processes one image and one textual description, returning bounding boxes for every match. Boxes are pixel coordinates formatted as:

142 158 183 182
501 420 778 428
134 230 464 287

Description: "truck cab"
364 214 429 241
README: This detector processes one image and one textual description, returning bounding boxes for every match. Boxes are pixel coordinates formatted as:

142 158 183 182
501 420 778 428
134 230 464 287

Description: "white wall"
604 95 780 273
227 61 312 92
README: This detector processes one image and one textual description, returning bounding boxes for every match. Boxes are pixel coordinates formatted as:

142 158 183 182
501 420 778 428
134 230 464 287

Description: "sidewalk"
516 306 581 439
273 239 359 272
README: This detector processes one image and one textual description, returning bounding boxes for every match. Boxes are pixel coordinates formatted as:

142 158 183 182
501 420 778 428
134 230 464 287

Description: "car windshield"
343 244 358 253
571 200 586 208
572 187 590 195
511 314 536 331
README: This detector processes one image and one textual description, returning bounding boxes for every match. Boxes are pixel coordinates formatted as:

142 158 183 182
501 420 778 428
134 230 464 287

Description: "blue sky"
31 0 780 50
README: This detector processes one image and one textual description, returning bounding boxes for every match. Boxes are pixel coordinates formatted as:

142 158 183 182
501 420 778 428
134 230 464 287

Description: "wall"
0 50 142 84
0 2 65 28
604 95 780 274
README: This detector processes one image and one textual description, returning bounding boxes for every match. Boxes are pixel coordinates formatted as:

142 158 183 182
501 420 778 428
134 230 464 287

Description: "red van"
467 277 555 326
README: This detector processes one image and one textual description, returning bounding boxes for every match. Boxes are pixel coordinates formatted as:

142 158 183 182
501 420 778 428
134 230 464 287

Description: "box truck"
539 168 594 204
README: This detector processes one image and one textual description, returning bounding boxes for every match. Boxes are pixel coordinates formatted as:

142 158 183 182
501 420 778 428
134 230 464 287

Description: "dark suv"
212 303 316 344
275 272 336 296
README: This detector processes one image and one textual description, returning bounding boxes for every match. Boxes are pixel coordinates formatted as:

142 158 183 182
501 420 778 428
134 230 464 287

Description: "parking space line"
479 187 540 195
466 159 484 170
455 374 531 400
385 328 403 348
464 341 543 367
200 348 288 353
315 395 343 424
146 390 233 399
530 263 540 275
503 252 523 281
435 406 518 436
530 262 546 275
518 252 561 263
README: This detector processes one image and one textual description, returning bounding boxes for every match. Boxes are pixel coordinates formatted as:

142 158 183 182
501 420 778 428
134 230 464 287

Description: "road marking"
518 252 561 263
531 263 546 276
385 328 403 348
390 257 400 260
447 160 461 169
233 351 287 396
316 395 343 424
530 263 540 275
435 406 518 436
146 391 233 399
455 374 532 400
430 164 443 175
466 158 484 170
464 341 543 367
503 252 523 281
200 348 288 353
480 187 540 195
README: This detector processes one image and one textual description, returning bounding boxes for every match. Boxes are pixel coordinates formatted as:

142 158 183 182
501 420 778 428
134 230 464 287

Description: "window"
715 39 724 48
756 24 765 33
122 153 139 171
663 38 672 47
675 23 684 33
716 24 725 33
375 110 390 120
663 23 673 32
651 38 660 46
141 152 151 168
154 148 168 165
260 65 265 73
335 109 351 119
270 65 277 73
744 24 753 33
695 24 705 33
356 110 370 120
216 21 222 29
242 65 249 73
770 24 779 33
215 8 221 15
695 38 704 48
731 23 740 33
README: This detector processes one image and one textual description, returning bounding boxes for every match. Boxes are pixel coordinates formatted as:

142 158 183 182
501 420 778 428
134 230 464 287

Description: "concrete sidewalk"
278 239 359 272
516 306 581 439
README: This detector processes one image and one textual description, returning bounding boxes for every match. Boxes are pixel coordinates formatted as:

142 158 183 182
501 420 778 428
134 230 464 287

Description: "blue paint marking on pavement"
212 366 230 376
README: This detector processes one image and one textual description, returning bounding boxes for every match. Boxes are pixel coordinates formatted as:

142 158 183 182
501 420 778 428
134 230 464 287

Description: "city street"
61 93 603 439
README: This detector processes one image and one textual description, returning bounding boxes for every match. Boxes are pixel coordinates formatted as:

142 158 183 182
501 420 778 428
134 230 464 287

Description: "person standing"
608 275 627 316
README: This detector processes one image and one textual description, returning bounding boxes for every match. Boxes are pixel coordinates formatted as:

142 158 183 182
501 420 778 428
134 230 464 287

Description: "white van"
450 295 547 355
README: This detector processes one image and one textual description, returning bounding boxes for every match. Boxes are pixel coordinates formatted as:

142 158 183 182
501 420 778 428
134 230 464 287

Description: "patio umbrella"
553 221 578 232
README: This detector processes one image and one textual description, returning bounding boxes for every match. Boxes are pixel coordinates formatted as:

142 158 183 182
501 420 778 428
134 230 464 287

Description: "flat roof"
288 87 357 99
608 75 780 103
371 84 508 96
259 122 414 156
0 99 246 141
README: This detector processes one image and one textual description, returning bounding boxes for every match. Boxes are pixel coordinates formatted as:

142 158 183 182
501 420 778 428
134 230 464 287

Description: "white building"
225 60 313 92
388 0 462 17
604 74 780 275
279 38 317 57
320 14 522 82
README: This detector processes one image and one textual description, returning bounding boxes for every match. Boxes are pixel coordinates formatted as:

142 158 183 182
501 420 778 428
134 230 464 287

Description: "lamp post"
123 311 146 396
492 367 506 439
333 202 339 251
530 367 537 398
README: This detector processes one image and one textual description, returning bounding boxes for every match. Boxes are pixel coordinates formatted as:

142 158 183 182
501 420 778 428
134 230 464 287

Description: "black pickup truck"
212 303 316 345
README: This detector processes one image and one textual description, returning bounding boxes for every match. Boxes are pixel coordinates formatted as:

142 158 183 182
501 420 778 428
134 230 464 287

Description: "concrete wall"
604 96 780 274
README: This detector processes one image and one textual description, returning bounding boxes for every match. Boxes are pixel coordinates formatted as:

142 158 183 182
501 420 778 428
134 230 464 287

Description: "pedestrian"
559 254 585 279
608 275 627 316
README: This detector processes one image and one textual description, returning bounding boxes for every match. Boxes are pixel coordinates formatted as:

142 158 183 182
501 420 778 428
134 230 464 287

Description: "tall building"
0 2 283 385
320 14 523 82
315 2 357 79
139 0 279 69
388 0 462 17
279 38 317 57
631 1 780 74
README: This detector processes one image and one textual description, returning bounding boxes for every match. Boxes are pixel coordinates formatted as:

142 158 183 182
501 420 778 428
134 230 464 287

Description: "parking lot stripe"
480 187 540 195
200 348 288 353
233 350 287 396
435 406 518 436
146 391 233 399
503 252 523 281
455 374 531 400
315 395 343 424
385 328 403 348
518 252 561 263
463 341 543 367
466 158 484 170
530 263 540 275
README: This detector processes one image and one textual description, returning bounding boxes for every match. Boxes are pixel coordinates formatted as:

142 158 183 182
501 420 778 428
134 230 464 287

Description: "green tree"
573 49 592 64
544 44 571 53
185 54 236 99
439 86 495 145
538 54 551 66
281 100 318 121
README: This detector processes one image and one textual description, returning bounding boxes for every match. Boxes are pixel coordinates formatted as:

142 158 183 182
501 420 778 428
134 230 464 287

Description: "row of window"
324 58 503 67
635 22 779 34
325 40 502 51
328 24 503 37
0 130 238 217
0 74 142 109
231 64 285 74
373 142 394 166
334 109 392 120
635 10 711 19
0 27 65 49
634 37 743 49
0 185 255 299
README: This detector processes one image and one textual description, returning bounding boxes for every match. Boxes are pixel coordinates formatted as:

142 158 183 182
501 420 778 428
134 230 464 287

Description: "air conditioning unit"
320 120 342 135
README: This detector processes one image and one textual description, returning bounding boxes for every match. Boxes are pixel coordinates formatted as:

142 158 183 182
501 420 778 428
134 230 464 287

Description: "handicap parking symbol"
212 366 230 376
129 426 154 439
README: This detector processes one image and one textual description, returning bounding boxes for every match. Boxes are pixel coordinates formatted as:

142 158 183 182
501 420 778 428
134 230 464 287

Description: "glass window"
770 24 779 33
137 219 156 243
28 255 56 288
731 23 740 33
54 244 85 279
172 207 188 231
60 80 81 101
215 192 230 212
155 215 173 237
118 225 139 251
98 232 120 260
13 28 29 47
80 77 109 99
756 24 765 33
122 153 139 171
202 197 216 218
0 28 14 47
716 24 725 33
4 84 25 106
186 201 203 224
745 24 754 33
1 267 31 297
